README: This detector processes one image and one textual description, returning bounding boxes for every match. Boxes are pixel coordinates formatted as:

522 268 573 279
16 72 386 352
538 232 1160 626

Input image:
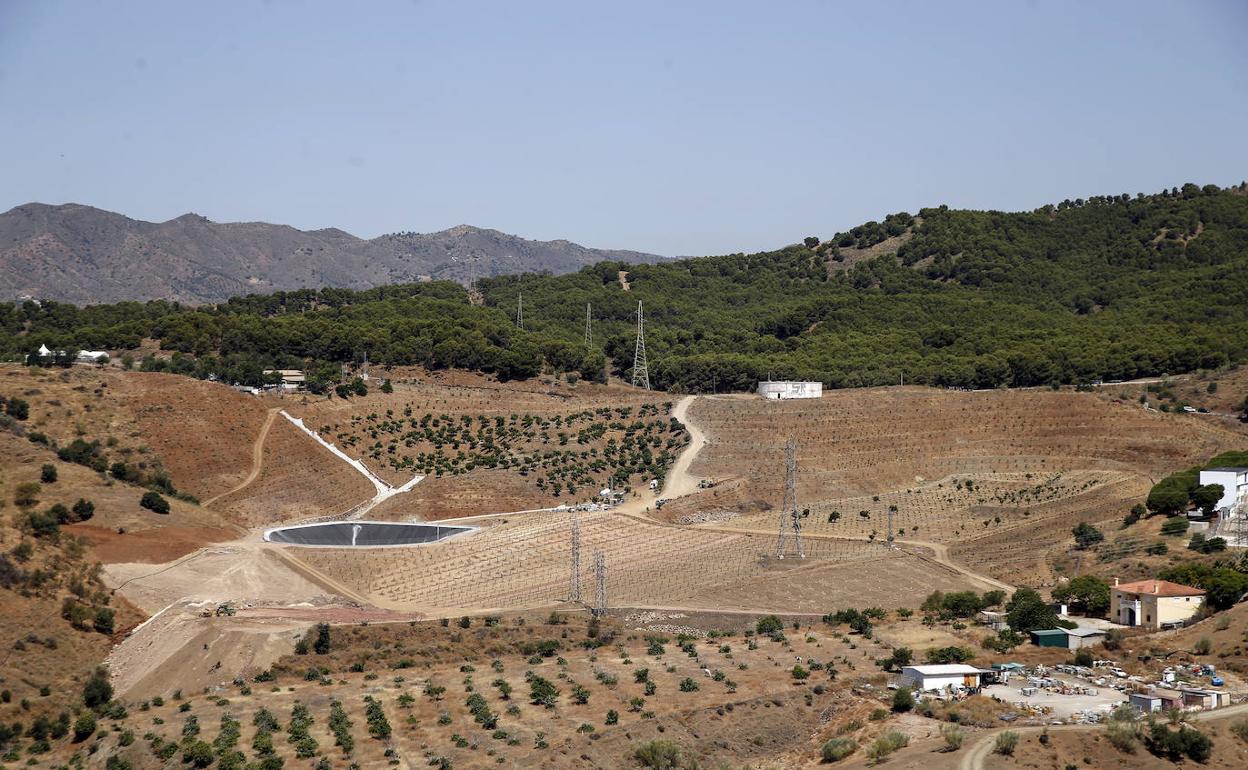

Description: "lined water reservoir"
263 521 473 547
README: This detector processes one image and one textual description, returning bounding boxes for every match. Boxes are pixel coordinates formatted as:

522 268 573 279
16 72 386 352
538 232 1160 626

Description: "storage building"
756 380 822 400
899 664 985 692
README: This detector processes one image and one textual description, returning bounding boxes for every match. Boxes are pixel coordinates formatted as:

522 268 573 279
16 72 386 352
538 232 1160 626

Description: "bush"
1230 719 1248 743
313 623 331 655
865 731 909 761
83 667 113 708
940 723 964 751
821 737 858 762
72 498 95 521
755 615 784 635
993 731 1019 755
40 465 57 483
529 676 559 707
633 739 681 769
1160 517 1189 536
72 711 96 742
892 688 914 713
1193 637 1212 655
140 491 170 514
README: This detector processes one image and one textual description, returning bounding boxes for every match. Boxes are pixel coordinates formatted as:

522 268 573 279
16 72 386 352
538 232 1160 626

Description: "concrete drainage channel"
263 521 474 548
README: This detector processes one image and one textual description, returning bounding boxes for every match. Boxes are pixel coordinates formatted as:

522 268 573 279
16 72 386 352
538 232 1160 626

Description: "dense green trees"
4 185 1248 392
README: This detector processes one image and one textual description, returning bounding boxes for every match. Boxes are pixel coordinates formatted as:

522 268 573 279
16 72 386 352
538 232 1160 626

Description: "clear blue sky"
2 1 1246 256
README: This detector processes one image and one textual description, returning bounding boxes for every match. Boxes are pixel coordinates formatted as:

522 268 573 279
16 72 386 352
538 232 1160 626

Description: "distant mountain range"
0 203 667 304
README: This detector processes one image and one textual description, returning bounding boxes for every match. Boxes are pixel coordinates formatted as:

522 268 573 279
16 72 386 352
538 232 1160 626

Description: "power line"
776 436 805 559
592 550 607 617
632 300 650 390
569 515 583 603
584 302 593 349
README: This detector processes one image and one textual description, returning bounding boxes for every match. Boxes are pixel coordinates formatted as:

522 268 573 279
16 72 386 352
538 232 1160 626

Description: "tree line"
3 183 1247 393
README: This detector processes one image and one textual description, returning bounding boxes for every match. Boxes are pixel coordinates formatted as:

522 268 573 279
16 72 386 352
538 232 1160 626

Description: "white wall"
1199 469 1248 512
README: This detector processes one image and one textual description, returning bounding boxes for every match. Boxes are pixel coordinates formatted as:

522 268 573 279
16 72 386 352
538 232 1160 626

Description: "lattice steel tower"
569 515 583 603
515 292 524 329
632 300 650 390
584 302 593 349
775 436 805 558
592 550 607 616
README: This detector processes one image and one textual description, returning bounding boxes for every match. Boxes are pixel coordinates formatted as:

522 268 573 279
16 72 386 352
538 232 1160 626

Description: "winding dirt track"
202 407 281 507
957 702 1248 770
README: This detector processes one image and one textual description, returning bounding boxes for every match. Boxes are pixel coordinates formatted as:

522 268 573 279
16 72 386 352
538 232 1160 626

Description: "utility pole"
584 302 593 349
775 437 805 559
632 300 650 390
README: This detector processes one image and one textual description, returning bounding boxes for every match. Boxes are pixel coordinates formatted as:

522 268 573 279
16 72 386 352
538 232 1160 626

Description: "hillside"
0 203 666 304
4 182 1248 394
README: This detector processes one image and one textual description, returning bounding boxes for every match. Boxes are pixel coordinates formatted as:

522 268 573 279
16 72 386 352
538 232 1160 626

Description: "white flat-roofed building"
756 380 822 400
1199 467 1248 514
899 664 985 692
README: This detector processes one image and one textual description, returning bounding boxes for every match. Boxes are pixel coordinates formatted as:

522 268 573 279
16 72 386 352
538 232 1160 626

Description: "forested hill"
3 183 1247 393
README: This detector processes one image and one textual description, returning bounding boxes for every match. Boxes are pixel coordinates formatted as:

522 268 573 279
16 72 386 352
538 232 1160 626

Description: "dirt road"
662 395 705 499
203 407 280 507
957 702 1248 770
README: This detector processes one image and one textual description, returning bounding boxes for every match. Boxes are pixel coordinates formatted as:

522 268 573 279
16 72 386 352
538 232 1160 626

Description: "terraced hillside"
660 387 1247 583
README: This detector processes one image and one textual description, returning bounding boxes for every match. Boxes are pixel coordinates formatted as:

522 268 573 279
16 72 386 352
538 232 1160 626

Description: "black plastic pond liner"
264 521 471 547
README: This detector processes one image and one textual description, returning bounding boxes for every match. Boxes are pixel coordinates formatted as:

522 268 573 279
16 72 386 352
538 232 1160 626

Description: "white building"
1199 467 1248 514
756 380 822 400
899 664 985 692
75 350 109 364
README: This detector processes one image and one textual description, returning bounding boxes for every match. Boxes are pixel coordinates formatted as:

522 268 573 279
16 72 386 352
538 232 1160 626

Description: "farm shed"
1152 689 1184 710
1030 629 1069 648
899 664 984 692
1064 626 1107 649
1180 689 1229 710
1129 694 1163 713
978 610 1009 631
756 380 822 400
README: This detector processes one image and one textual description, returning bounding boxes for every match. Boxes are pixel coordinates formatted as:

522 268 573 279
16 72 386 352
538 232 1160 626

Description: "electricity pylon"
632 300 650 390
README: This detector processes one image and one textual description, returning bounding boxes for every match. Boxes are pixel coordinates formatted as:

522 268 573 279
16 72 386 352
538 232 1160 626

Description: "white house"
756 380 822 400
1198 467 1248 514
899 664 985 692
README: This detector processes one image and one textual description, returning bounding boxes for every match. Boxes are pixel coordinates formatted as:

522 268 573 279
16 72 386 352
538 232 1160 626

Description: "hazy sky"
2 1 1246 256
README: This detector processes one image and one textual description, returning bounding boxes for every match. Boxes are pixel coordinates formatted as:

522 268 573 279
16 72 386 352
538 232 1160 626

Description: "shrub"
1193 637 1212 655
755 615 784 635
792 664 810 681
993 731 1019 755
140 491 170 514
633 739 681 769
940 723 964 751
72 498 94 521
866 731 909 761
72 711 96 742
529 676 559 707
40 465 57 483
678 677 699 692
313 623 331 655
892 688 914 712
1160 517 1189 536
83 667 113 708
1230 719 1248 743
821 737 858 762
605 709 618 725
